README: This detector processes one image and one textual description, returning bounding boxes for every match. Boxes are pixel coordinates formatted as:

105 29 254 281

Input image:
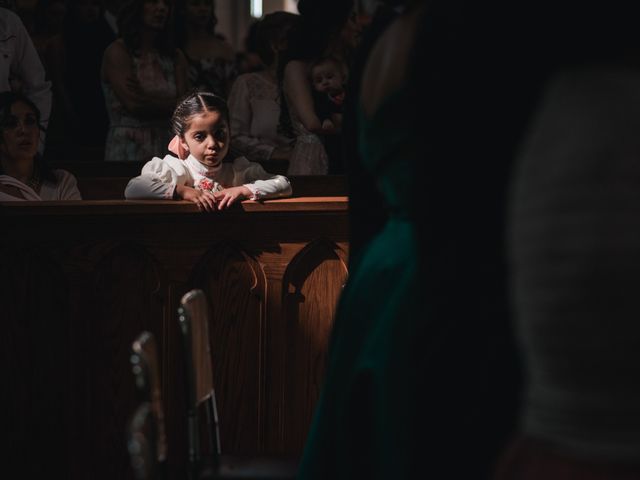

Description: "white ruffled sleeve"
125 155 191 199
232 157 292 200
54 170 82 200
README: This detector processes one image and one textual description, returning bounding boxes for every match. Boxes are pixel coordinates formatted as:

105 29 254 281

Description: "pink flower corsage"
195 178 223 193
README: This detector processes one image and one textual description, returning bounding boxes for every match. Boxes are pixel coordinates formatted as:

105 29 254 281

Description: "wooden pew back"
0 198 348 480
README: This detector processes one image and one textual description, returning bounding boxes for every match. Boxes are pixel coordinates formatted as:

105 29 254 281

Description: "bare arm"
283 60 324 133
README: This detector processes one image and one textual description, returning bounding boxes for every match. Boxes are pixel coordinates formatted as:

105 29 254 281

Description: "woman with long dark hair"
174 0 235 98
277 0 360 175
100 0 188 162
0 92 81 200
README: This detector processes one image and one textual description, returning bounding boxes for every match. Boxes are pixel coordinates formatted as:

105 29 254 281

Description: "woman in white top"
0 92 80 201
125 91 291 211
227 11 297 165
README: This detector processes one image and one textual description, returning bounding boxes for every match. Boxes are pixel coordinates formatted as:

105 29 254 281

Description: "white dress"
124 154 292 200
227 72 292 163
0 170 81 201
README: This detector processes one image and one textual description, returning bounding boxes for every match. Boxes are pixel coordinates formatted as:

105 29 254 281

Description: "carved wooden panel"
0 245 72 476
190 243 267 453
0 199 348 480
281 239 348 450
91 243 163 480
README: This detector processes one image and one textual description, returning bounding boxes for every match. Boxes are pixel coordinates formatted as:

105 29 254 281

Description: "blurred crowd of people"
5 0 640 479
1 0 361 174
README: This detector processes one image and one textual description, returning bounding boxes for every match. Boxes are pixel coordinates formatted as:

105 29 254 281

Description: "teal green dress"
298 89 430 478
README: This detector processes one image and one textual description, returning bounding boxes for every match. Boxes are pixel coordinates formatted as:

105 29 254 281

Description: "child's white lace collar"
184 154 223 179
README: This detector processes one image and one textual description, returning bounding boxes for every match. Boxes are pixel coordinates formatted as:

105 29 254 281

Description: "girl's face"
179 109 229 168
0 101 40 163
142 0 169 30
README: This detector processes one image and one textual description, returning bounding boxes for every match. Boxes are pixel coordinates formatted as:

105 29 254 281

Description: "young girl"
125 91 292 210
0 91 81 201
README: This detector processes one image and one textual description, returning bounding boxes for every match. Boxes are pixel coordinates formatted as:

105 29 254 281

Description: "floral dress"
102 51 176 162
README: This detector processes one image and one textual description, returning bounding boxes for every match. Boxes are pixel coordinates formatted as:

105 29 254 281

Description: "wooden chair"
127 402 157 480
178 289 298 480
178 290 221 477
127 331 168 480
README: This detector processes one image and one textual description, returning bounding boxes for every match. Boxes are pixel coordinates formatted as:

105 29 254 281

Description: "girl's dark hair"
117 0 176 56
170 90 229 136
0 92 57 184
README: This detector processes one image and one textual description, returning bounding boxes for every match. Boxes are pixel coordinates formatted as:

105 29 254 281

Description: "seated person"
227 11 297 164
310 56 347 131
125 92 291 211
0 91 81 201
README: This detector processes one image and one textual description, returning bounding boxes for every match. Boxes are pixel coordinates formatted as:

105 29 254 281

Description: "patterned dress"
102 50 176 162
185 52 236 98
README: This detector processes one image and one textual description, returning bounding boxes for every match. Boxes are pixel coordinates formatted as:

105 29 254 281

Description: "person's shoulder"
50 169 79 193
148 154 182 167
53 168 76 180
283 59 310 84
104 38 128 57
0 6 20 25
102 39 131 69
232 72 253 86
0 7 26 34
360 4 426 117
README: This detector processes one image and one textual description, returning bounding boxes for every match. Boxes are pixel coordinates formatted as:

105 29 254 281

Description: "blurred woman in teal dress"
298 0 531 478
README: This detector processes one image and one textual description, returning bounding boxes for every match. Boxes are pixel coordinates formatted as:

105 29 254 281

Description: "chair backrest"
178 289 221 476
131 331 168 463
127 332 168 480
127 402 157 480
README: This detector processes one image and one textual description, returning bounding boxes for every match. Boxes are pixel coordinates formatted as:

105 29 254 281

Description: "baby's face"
311 62 344 94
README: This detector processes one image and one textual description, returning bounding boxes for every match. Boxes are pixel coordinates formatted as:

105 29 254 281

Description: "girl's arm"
125 156 190 199
101 40 176 118
235 158 293 200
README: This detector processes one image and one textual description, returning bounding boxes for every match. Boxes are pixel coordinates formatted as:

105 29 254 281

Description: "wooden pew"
0 198 348 480
48 162 348 200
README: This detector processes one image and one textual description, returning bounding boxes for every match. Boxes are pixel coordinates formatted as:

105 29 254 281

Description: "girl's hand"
213 186 252 210
176 185 217 212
